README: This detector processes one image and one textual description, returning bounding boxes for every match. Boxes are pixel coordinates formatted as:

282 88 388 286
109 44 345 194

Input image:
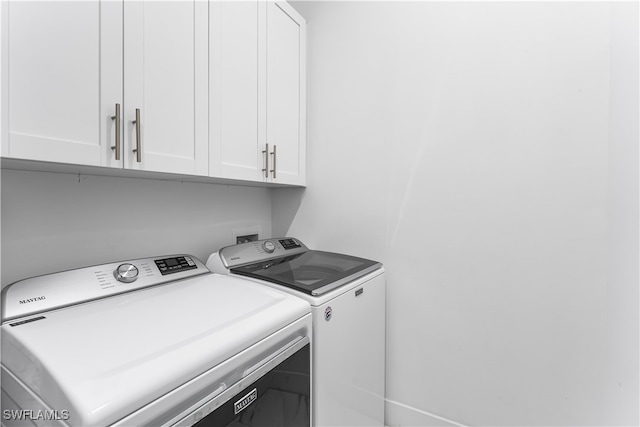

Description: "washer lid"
230 250 382 296
1 274 310 427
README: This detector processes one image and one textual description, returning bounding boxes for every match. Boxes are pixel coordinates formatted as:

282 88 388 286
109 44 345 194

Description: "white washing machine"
1 254 312 427
207 238 385 427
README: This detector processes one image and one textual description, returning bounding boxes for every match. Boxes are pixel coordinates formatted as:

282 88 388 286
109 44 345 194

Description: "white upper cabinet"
3 0 303 185
124 1 208 176
2 1 122 168
210 1 306 186
264 1 306 186
2 0 208 176
209 1 261 181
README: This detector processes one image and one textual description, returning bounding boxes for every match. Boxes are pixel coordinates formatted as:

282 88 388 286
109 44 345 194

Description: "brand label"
19 296 46 305
234 388 257 415
324 306 332 321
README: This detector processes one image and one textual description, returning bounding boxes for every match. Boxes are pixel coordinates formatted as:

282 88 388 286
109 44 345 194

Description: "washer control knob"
263 240 276 253
114 263 139 283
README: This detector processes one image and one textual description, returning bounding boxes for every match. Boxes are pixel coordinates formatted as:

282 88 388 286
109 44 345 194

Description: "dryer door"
166 337 310 427
190 343 310 427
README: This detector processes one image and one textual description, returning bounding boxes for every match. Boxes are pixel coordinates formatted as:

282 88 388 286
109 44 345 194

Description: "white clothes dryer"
1 254 311 427
207 238 386 427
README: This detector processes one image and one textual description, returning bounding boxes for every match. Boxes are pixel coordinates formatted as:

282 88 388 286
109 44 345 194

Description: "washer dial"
263 241 276 253
114 263 139 283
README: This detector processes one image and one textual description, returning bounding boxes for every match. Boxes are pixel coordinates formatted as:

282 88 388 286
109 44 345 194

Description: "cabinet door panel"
266 2 305 185
210 1 261 181
6 1 121 167
124 1 208 176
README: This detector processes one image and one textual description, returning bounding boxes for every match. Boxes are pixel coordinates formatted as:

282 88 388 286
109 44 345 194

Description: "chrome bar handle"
110 103 121 160
270 145 277 179
262 143 269 178
131 108 141 163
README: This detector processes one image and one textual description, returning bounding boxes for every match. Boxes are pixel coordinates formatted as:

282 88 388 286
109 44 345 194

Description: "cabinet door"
3 1 122 168
210 1 262 182
265 1 306 185
124 1 208 176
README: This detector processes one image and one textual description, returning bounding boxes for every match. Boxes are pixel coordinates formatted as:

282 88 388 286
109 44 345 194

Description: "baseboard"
385 399 467 427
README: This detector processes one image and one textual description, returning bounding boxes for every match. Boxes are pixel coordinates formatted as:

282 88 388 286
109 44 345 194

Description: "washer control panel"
219 237 308 268
1 254 209 323
279 238 302 250
263 241 276 253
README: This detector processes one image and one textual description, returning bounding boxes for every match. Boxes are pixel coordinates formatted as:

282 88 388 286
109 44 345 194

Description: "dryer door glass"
191 344 310 427
231 251 381 295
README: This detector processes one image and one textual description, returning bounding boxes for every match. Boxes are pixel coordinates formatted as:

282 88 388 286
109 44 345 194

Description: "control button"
114 264 139 283
263 241 276 253
279 238 301 250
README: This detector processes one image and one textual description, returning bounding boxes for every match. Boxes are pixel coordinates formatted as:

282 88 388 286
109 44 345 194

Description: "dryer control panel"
1 255 209 323
154 256 198 275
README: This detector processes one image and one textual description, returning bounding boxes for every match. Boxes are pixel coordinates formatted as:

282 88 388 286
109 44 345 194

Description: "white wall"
280 2 638 426
1 169 272 287
605 2 640 423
